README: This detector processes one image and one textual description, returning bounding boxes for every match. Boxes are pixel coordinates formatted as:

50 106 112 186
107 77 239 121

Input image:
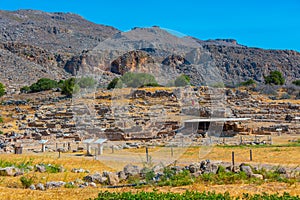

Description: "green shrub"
108 72 158 89
240 79 256 87
0 116 3 123
61 78 80 97
44 164 62 173
29 78 58 92
20 86 31 93
145 170 155 184
77 76 97 88
122 72 158 88
20 175 36 188
174 74 190 87
264 70 285 85
93 191 300 200
0 82 5 97
107 78 121 90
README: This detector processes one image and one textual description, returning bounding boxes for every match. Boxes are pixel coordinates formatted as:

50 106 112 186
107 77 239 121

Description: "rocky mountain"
0 9 119 89
0 9 299 91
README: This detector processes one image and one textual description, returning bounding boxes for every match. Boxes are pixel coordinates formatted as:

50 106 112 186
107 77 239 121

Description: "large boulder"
117 171 127 180
83 173 107 184
252 174 263 179
203 163 218 174
240 164 253 177
188 163 200 173
36 183 45 191
106 173 119 185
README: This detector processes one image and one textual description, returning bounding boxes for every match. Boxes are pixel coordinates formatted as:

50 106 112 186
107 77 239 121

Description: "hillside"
0 9 119 89
0 10 300 91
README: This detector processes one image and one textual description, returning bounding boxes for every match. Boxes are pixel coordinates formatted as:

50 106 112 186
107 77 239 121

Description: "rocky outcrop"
111 50 155 75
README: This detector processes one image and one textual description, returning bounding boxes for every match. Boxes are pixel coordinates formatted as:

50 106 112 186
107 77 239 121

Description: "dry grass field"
0 134 299 200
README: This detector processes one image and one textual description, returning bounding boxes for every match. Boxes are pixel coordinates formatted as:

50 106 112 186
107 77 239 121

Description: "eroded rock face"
162 55 191 68
111 50 155 75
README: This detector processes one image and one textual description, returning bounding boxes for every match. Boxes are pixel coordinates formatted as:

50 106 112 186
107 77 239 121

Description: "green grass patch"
92 191 300 200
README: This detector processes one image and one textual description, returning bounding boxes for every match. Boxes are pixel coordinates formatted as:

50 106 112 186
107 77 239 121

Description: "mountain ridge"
0 9 299 91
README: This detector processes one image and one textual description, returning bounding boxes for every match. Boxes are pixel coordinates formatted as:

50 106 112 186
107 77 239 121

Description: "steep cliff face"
111 51 155 75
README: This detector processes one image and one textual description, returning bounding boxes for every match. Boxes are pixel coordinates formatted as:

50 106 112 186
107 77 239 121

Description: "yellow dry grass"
0 139 300 200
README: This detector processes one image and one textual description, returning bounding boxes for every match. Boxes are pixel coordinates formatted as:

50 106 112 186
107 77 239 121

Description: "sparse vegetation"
0 82 5 97
0 159 33 171
93 191 300 200
210 82 225 88
77 76 97 88
20 175 36 188
240 79 256 87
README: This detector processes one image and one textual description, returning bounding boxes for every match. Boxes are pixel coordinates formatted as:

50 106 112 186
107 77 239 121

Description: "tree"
107 78 121 90
174 74 190 87
29 78 58 92
0 82 5 97
264 71 285 85
61 78 79 97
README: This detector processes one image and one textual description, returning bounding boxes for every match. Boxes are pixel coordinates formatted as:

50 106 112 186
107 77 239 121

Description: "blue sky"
1 0 300 51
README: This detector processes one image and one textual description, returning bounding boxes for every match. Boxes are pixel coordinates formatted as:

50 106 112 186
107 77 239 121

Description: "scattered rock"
14 171 24 177
117 171 127 180
89 182 97 187
107 173 119 185
36 183 45 191
0 167 17 176
35 164 46 173
29 184 36 190
45 181 66 189
123 164 140 176
189 163 200 173
276 167 287 174
71 168 86 173
83 173 107 184
252 174 264 179
240 164 253 177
